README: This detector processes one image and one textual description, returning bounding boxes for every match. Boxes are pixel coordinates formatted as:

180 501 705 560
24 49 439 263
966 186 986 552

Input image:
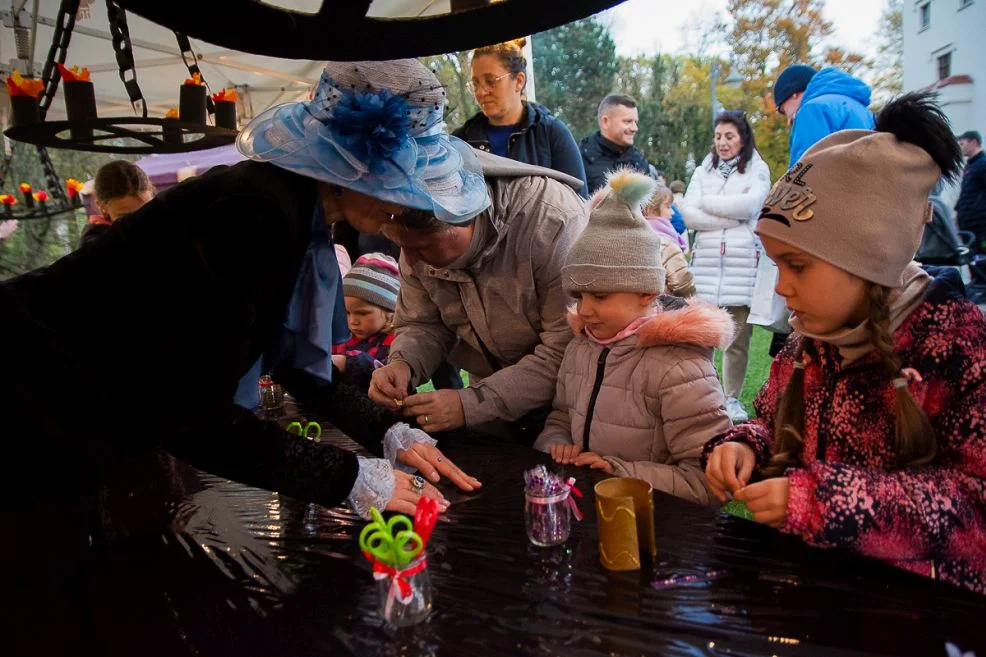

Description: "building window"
937 52 952 80
919 2 931 29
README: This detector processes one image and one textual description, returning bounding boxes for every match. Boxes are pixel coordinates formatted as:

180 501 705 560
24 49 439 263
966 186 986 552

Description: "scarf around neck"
717 156 740 179
789 262 931 366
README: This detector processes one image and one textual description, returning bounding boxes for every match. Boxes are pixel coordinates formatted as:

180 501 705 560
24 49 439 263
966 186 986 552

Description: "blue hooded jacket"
789 67 875 166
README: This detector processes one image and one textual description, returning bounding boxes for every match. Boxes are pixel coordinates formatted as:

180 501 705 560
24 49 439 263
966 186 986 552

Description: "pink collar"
585 313 654 345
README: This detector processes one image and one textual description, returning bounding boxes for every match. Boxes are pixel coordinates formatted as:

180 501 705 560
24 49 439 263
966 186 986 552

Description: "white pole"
524 36 536 104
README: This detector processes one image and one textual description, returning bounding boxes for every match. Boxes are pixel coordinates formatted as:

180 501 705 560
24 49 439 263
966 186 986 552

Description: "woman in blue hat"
0 59 485 517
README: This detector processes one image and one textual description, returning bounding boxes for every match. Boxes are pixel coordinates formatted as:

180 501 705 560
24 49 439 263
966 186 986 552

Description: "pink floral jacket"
703 269 986 594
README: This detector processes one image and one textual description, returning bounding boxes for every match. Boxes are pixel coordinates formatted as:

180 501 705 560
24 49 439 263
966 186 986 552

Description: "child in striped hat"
332 253 401 390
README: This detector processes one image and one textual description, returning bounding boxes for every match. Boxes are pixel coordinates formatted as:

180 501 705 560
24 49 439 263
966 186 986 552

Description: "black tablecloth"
4 432 984 657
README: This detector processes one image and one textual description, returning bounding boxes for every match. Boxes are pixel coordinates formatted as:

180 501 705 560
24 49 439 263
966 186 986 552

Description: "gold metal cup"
594 477 656 571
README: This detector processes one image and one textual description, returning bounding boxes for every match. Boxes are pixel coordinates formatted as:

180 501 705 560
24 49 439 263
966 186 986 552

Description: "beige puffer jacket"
534 297 734 505
390 151 589 429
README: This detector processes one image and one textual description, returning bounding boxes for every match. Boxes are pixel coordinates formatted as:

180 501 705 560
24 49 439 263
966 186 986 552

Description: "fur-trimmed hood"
567 296 735 349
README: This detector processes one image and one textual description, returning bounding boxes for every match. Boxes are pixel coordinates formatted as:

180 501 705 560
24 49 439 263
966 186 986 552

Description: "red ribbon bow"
564 477 585 521
363 552 427 602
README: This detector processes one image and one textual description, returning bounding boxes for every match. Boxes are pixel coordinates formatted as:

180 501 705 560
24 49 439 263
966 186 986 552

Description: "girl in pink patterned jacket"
703 92 986 594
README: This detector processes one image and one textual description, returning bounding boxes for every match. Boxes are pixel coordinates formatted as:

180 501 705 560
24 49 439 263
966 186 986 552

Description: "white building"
903 0 984 137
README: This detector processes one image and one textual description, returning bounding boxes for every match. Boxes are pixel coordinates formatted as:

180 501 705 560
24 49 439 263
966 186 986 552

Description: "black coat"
579 132 651 195
454 102 587 197
957 151 986 235
0 161 399 505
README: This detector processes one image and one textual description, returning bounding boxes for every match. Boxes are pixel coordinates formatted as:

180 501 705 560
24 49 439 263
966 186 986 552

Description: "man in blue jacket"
773 65 876 166
763 65 876 357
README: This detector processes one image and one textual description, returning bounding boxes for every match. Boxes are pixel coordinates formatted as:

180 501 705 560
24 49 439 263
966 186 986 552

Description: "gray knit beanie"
563 169 666 294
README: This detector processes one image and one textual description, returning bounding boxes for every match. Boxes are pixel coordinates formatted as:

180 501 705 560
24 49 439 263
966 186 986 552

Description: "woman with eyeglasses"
453 39 588 198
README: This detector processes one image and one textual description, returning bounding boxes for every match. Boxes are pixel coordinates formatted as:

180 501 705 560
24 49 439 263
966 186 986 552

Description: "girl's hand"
734 478 789 528
331 354 347 372
572 452 614 474
705 442 756 502
550 443 582 464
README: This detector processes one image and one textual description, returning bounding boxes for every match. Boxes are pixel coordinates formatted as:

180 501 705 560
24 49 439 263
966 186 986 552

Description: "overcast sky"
602 0 886 58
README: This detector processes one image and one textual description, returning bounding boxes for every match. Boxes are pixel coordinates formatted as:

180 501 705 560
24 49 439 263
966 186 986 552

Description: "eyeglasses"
466 73 512 94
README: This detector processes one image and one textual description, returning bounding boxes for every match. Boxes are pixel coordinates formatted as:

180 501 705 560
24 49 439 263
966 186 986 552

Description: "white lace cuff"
384 422 437 470
348 456 394 519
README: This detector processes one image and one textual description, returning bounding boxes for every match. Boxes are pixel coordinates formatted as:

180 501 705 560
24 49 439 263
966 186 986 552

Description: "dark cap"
958 130 982 145
773 64 818 109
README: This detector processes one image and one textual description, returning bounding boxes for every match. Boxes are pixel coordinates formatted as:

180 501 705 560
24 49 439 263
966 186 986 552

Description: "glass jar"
258 375 283 412
525 490 571 547
375 556 432 627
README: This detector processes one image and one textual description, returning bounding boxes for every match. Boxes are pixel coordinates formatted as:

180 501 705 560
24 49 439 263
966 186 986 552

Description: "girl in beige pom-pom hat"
704 92 986 595
534 169 736 505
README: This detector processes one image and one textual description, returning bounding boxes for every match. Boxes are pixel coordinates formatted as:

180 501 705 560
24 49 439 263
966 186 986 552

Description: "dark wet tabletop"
5 429 984 657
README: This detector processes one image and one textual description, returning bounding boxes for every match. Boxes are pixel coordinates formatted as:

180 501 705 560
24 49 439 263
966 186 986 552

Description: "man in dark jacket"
957 130 986 254
580 94 651 194
454 101 587 197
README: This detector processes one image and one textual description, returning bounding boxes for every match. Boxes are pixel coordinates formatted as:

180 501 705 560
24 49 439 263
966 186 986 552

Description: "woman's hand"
384 470 450 516
403 390 466 433
705 442 756 502
572 451 614 474
734 478 789 528
396 442 482 492
369 361 412 410
550 443 582 464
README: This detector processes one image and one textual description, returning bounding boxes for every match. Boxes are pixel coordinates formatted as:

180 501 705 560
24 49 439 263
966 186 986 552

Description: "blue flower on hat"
327 88 410 173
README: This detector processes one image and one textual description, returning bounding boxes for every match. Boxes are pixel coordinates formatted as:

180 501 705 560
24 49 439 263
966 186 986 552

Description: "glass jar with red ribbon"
523 465 583 547
360 500 437 627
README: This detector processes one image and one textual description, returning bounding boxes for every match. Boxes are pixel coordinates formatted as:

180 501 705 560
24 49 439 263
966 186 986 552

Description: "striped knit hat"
342 253 400 311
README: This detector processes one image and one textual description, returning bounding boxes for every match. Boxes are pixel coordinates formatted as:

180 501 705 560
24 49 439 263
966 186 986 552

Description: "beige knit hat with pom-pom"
562 169 666 294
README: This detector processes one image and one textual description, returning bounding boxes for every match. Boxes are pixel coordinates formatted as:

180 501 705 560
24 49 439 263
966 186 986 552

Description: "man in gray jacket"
369 151 587 438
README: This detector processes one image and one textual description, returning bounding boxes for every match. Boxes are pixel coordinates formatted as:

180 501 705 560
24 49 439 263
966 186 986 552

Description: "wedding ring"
411 475 426 492
436 456 444 463
423 414 431 424
394 398 405 409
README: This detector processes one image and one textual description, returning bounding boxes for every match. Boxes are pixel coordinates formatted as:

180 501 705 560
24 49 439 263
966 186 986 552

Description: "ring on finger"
423 414 431 424
436 456 443 462
411 475 426 493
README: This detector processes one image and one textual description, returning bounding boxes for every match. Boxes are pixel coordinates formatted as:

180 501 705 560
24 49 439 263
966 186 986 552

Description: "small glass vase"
525 490 572 547
375 556 432 627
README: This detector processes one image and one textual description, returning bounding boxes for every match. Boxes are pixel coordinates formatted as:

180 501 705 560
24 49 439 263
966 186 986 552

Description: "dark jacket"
957 151 986 233
579 131 651 195
0 161 400 506
78 221 111 248
789 67 875 166
454 102 587 197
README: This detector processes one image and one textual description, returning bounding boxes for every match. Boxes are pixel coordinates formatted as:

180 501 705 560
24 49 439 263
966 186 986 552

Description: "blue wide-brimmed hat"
237 59 490 224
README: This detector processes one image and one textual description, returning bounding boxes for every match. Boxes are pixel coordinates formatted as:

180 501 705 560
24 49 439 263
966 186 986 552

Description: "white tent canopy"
0 0 466 124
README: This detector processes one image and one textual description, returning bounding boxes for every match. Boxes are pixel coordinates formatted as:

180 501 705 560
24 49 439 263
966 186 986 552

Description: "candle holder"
19 184 34 209
179 82 207 125
10 95 40 127
214 100 237 130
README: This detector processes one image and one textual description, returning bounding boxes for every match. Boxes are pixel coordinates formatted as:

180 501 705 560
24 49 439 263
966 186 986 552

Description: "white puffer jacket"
681 152 771 307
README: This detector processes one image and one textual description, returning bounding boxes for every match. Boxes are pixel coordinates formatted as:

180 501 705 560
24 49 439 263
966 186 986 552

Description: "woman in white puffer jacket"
681 110 771 422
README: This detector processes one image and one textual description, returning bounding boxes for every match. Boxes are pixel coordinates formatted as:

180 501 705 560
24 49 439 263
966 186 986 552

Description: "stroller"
915 194 986 305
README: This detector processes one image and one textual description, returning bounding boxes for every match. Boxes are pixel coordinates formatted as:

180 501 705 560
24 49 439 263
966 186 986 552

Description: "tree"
420 51 478 134
869 0 903 102
532 16 618 140
722 0 862 177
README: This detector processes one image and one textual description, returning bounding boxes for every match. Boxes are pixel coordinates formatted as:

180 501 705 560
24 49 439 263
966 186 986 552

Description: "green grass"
416 330 774 418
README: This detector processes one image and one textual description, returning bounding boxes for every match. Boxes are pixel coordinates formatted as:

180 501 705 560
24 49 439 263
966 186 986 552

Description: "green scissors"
286 420 321 441
359 508 423 567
